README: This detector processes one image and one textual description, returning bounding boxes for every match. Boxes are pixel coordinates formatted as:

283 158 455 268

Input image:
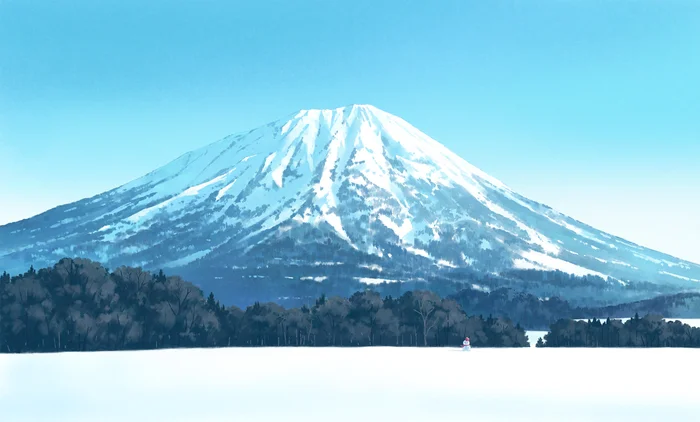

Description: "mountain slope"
1 104 699 301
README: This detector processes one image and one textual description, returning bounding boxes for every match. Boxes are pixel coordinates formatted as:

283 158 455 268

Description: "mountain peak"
299 104 383 114
292 104 392 125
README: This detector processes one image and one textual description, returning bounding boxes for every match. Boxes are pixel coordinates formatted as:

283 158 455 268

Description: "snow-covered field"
1 347 698 422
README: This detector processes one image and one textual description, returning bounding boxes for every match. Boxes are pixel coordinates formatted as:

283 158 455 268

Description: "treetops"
0 258 529 353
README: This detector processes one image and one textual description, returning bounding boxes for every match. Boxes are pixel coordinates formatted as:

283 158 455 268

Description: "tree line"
449 287 700 331
0 258 529 353
449 287 578 330
538 313 700 347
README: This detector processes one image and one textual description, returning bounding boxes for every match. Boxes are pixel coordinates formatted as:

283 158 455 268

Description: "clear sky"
1 0 698 263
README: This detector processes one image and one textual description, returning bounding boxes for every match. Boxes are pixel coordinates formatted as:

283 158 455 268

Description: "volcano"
1 104 698 305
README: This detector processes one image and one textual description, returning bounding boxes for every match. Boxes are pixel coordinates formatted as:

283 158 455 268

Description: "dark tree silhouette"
0 258 530 352
540 315 700 348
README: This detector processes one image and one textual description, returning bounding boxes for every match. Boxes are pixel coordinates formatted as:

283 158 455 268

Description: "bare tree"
376 307 400 345
315 296 350 346
286 308 311 346
440 298 466 345
114 266 151 303
262 303 286 346
158 276 199 346
4 275 48 351
412 290 441 346
349 291 383 345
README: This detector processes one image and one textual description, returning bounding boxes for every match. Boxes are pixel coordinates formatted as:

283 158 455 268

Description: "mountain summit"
1 104 699 304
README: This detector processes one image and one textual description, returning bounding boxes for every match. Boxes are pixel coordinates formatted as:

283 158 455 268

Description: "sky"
0 0 698 263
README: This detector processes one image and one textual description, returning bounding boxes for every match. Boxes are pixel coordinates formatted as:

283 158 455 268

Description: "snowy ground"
526 330 549 347
1 347 698 422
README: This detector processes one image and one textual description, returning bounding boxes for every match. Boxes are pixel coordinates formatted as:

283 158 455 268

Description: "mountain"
1 104 699 306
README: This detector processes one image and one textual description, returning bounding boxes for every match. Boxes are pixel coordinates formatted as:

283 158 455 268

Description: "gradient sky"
1 0 698 263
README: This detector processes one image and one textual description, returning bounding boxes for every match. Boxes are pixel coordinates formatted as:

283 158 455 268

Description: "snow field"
1 346 698 422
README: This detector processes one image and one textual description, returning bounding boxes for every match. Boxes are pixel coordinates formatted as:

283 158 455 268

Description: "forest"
0 258 529 353
448 277 700 330
538 314 700 347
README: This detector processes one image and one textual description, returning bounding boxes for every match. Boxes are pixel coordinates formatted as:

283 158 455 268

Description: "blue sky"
1 0 698 263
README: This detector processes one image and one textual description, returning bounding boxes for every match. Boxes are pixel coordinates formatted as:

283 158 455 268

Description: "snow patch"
436 259 457 268
162 249 212 268
216 180 237 201
262 153 277 172
300 276 327 282
355 277 400 285
359 264 384 272
50 218 76 229
428 220 441 240
659 271 700 282
405 246 431 259
377 215 413 240
514 250 608 279
633 253 663 265
182 173 230 196
611 260 638 270
461 253 476 266
663 260 691 270
321 213 352 243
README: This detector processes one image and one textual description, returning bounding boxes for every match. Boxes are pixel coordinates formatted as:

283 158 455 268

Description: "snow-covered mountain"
1 104 699 303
